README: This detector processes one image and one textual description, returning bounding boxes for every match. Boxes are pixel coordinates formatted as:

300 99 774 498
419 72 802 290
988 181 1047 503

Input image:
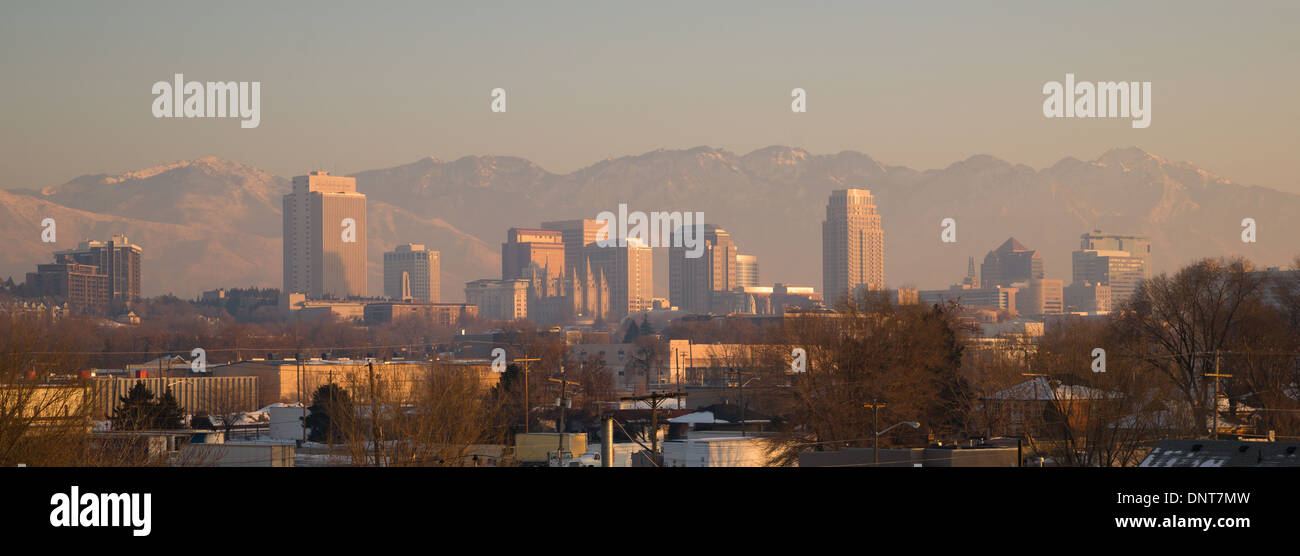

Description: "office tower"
1070 230 1148 307
54 234 142 305
822 189 884 304
669 225 738 313
1079 230 1151 278
735 254 759 289
1071 249 1146 306
465 279 530 321
502 228 566 284
383 243 440 302
283 171 367 298
1015 278 1064 316
585 237 653 319
25 263 110 315
541 219 606 278
980 238 1044 287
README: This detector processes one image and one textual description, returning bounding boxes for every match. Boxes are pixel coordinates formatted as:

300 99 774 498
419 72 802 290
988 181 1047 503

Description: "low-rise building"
363 301 476 327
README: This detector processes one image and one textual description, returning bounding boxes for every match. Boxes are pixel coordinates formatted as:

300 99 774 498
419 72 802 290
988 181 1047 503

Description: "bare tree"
1114 258 1268 437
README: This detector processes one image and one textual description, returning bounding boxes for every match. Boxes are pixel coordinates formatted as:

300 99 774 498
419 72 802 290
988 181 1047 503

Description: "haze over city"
1 1 1297 194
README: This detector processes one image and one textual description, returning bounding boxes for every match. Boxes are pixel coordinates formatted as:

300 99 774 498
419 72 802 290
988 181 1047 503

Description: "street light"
875 420 920 466
867 398 920 466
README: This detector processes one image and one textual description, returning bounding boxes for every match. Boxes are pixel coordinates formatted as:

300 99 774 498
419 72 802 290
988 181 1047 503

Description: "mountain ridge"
3 147 1295 302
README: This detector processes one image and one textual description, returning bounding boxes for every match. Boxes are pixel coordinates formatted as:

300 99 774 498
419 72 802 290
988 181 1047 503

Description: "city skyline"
5 142 1299 304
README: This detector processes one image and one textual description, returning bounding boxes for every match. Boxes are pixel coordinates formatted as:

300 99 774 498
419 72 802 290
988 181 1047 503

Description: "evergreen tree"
622 321 640 343
154 388 187 429
638 314 655 336
495 364 522 394
305 383 351 443
113 381 158 430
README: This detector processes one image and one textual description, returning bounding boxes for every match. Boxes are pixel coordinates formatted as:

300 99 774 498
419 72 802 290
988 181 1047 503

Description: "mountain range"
2 147 1296 302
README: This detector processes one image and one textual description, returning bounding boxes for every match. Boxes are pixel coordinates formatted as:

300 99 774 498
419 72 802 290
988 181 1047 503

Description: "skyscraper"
669 225 738 313
383 243 440 302
1078 230 1151 278
980 237 1044 287
585 237 653 320
1071 249 1146 306
283 171 367 298
1071 230 1150 307
822 189 884 305
54 233 142 305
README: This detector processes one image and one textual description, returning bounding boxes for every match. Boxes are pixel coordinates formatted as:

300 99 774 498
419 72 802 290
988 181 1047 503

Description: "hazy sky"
1 0 1296 192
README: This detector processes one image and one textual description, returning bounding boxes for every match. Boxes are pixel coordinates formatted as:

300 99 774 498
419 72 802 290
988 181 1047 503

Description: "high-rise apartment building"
54 234 142 305
822 189 884 304
502 228 566 284
981 237 1044 287
383 243 440 302
669 225 738 313
585 238 653 320
283 171 367 298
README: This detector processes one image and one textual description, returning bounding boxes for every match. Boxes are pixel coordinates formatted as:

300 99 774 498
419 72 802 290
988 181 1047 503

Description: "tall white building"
822 189 884 305
283 171 367 298
384 243 440 302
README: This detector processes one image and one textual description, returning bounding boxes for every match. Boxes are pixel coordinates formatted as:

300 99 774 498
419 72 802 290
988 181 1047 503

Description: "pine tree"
638 314 655 336
622 321 640 343
305 383 351 443
113 381 158 431
154 388 186 429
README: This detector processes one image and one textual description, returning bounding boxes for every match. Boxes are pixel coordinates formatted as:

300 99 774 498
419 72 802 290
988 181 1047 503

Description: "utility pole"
297 354 305 444
865 400 887 466
327 369 334 460
602 417 614 468
514 357 540 434
368 360 380 467
621 390 687 466
1206 350 1233 440
548 366 580 460
730 369 757 437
